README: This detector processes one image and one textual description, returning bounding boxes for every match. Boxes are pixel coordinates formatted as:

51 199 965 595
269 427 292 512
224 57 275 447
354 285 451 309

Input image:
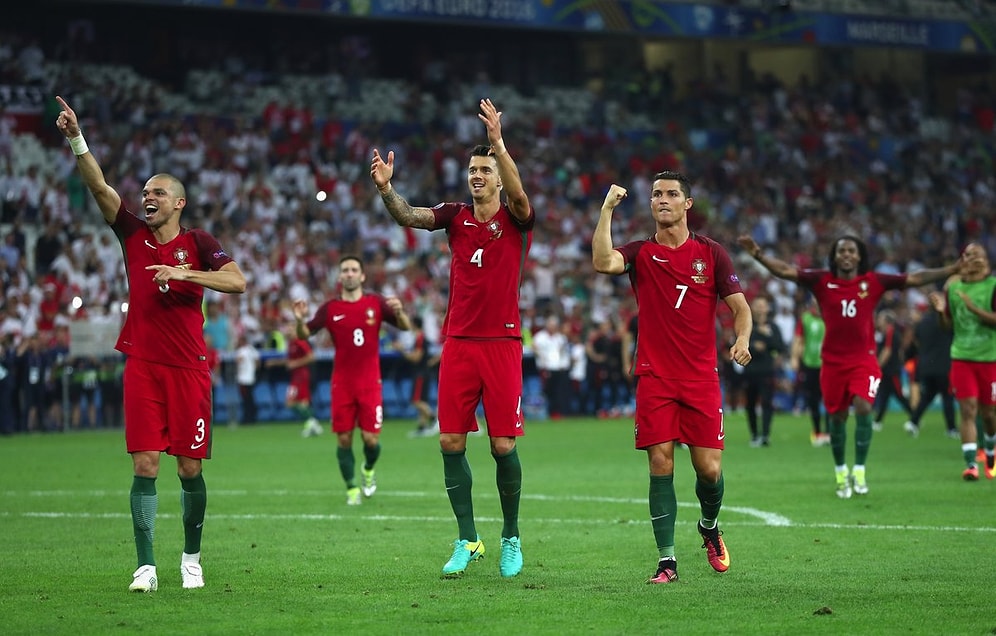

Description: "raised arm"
905 258 963 288
592 185 628 275
54 95 121 223
370 149 437 229
479 98 530 223
737 236 800 281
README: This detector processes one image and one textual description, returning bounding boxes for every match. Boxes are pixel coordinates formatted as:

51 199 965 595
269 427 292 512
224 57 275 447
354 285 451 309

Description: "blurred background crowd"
1 0 994 434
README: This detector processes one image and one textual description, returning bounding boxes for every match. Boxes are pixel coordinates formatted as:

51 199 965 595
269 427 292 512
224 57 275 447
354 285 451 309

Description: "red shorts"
950 360 996 405
820 356 881 415
286 379 311 406
123 357 213 459
634 375 725 450
437 338 524 437
330 381 383 434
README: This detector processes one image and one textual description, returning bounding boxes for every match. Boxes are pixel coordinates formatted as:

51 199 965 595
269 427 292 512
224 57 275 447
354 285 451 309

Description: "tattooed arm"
370 148 436 229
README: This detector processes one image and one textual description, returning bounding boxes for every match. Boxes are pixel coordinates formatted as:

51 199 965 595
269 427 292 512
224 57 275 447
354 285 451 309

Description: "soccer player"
55 95 248 593
790 295 828 446
593 177 753 585
276 322 320 438
370 98 534 578
399 315 440 438
292 256 411 505
904 300 957 438
928 243 996 480
739 234 961 497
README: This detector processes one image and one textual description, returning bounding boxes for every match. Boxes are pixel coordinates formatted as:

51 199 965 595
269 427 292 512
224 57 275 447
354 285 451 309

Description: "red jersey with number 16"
431 202 534 339
616 233 743 381
796 270 907 365
111 205 234 370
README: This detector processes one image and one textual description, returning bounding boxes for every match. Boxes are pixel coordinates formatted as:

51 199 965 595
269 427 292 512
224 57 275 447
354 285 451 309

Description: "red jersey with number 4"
616 234 743 381
797 270 907 365
111 205 234 370
431 202 534 339
306 292 400 390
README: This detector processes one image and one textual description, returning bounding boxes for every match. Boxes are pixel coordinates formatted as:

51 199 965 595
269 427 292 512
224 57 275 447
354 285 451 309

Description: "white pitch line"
2 510 995 533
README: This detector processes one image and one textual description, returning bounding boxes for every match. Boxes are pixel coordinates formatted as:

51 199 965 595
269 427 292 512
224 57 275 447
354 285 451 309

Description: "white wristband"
69 134 89 156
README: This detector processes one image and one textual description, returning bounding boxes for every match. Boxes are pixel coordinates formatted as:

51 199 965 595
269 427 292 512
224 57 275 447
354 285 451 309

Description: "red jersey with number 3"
797 270 907 365
431 202 534 339
306 292 400 391
111 204 234 370
616 233 743 381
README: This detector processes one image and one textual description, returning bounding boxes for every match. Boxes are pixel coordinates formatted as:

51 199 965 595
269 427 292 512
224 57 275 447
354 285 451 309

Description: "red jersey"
797 270 907 365
111 205 234 370
306 292 400 390
431 202 534 339
616 233 743 381
287 337 313 387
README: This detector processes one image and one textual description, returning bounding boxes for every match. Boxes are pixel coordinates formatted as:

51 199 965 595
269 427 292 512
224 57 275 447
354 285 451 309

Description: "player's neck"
472 200 500 223
340 289 363 302
653 226 689 248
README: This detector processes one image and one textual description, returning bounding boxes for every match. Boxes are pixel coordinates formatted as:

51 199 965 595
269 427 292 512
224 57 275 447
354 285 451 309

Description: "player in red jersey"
739 234 961 498
594 177 752 585
271 322 320 438
293 256 411 505
55 96 247 593
370 98 533 578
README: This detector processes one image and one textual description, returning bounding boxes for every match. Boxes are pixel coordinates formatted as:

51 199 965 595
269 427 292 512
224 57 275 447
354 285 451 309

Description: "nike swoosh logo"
333 315 345 321
652 255 669 263
650 514 670 521
190 441 206 450
463 220 476 227
718 434 725 440
145 240 157 249
445 485 460 491
826 283 839 288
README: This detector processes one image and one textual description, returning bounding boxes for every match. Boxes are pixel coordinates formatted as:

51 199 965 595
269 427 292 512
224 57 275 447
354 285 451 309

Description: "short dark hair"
470 144 496 159
652 171 692 198
828 235 869 276
339 255 364 271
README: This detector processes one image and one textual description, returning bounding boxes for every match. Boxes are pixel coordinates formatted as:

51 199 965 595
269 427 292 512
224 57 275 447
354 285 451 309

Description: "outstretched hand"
478 98 503 148
370 148 394 191
737 235 760 256
54 95 81 139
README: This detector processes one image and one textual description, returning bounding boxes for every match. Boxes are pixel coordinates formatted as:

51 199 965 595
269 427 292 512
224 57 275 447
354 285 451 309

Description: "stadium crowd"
1 12 994 435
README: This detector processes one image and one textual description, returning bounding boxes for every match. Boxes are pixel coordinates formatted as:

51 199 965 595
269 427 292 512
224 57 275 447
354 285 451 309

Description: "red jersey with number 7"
616 233 743 381
796 270 907 365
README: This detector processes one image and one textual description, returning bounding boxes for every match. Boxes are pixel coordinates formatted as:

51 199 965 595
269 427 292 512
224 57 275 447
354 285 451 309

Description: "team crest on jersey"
173 247 192 270
487 220 503 240
366 308 376 325
691 258 708 284
858 280 869 299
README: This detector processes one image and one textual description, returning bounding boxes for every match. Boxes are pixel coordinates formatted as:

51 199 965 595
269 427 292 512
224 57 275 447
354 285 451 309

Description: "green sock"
363 442 381 472
649 474 677 559
292 405 312 420
696 472 724 522
337 446 356 489
854 412 873 465
180 473 207 555
829 417 847 466
130 476 158 567
442 450 476 541
493 447 522 539
963 443 978 467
